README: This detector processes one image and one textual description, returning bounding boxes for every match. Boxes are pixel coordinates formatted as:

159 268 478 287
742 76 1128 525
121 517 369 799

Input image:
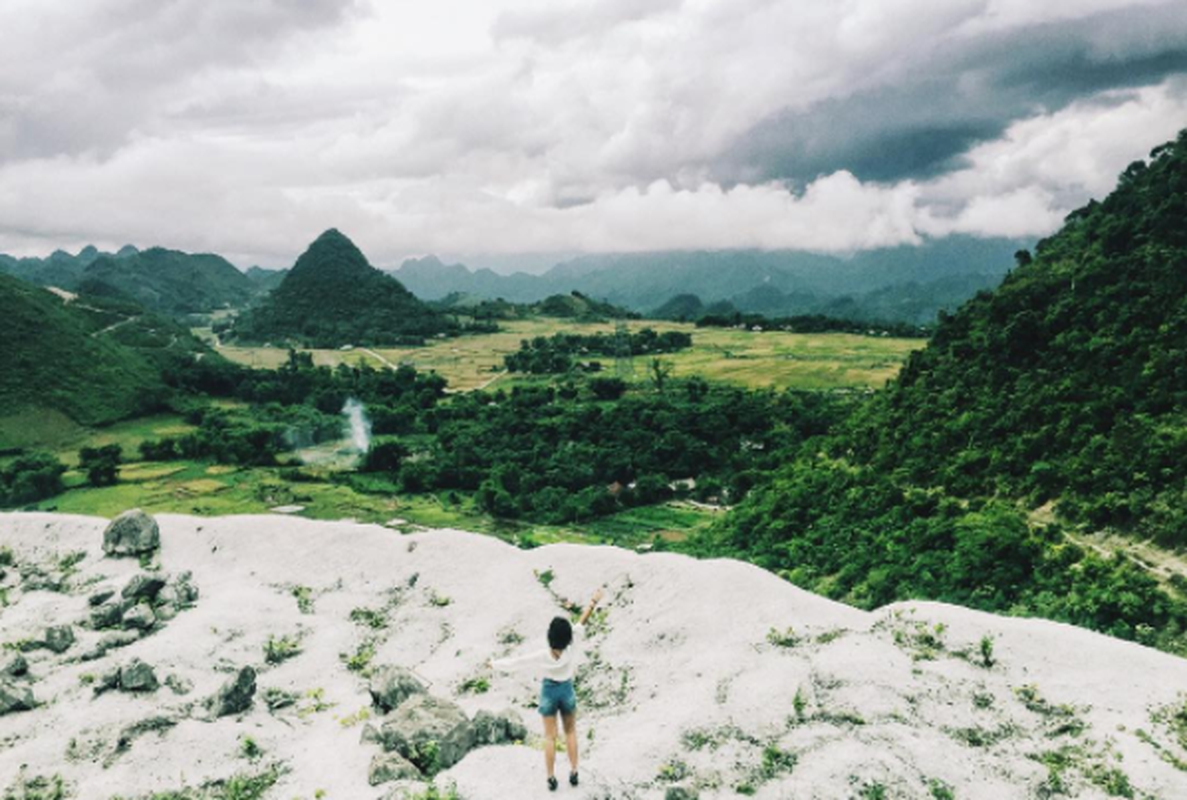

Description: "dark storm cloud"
724 3 1187 184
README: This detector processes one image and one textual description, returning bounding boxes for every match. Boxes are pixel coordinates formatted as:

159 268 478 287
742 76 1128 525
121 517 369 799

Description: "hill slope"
0 245 257 316
82 248 254 315
0 274 167 429
232 229 456 347
3 512 1186 799
849 130 1187 544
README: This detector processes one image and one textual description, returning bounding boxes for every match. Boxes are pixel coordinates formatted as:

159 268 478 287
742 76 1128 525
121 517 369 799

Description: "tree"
78 444 122 487
648 358 673 394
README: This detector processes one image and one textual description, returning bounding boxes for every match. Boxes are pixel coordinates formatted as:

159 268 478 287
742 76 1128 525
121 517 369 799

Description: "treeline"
361 381 847 524
504 328 692 374
695 312 930 338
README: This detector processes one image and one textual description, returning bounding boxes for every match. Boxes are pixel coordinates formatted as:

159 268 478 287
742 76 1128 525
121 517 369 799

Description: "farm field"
201 319 924 392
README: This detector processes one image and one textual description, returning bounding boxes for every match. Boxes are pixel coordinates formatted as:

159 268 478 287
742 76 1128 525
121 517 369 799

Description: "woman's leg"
543 714 559 778
561 710 578 774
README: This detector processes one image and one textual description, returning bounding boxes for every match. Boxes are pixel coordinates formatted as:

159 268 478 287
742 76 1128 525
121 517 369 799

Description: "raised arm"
577 588 604 627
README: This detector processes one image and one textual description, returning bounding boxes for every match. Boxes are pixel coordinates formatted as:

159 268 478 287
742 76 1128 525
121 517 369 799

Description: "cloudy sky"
1 0 1186 268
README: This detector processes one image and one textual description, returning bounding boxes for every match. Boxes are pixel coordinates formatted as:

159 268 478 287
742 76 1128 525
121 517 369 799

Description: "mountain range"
391 236 1028 323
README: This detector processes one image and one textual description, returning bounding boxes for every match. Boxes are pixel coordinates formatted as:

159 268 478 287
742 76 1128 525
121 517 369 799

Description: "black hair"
548 616 573 651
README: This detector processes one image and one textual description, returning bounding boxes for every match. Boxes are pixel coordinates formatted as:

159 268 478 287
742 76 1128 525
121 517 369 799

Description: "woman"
490 587 604 791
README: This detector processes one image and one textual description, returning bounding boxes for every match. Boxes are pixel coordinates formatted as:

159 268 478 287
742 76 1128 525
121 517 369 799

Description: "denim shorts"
539 678 577 716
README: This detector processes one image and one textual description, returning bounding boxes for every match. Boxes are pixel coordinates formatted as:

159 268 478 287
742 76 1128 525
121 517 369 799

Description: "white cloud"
0 0 1184 265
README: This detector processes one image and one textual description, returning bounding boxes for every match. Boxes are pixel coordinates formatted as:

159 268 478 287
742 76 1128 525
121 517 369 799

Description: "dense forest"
697 130 1187 654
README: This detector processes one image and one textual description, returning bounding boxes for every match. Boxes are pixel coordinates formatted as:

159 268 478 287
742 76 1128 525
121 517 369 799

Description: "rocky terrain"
2 510 1187 799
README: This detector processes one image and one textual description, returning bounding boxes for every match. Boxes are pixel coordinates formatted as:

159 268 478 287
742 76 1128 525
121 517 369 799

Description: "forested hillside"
0 274 167 427
701 130 1187 653
231 229 459 347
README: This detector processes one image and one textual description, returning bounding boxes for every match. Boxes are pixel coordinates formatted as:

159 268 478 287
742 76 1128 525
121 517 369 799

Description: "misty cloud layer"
1 0 1185 266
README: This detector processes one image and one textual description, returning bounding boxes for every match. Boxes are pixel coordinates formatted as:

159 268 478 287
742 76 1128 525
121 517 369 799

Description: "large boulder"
470 708 528 746
209 667 256 717
368 752 422 786
0 680 35 715
102 509 160 558
44 625 75 654
378 694 474 774
119 659 159 692
369 665 427 713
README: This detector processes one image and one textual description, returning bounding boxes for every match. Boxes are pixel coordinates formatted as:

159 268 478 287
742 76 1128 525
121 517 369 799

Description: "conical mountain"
232 229 454 347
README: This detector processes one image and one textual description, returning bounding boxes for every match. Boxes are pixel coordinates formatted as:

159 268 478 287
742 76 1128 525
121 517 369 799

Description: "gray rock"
122 604 156 631
89 589 115 606
81 630 141 661
209 666 256 717
665 787 700 800
0 680 35 715
369 665 427 713
102 509 160 558
155 604 178 622
174 571 199 607
378 693 474 773
90 601 123 630
164 674 193 695
155 584 179 608
122 574 166 602
44 625 75 654
471 708 528 746
360 722 383 745
2 652 29 678
368 751 423 785
119 659 159 692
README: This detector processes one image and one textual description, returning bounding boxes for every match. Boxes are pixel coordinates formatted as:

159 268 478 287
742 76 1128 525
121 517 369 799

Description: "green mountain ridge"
705 128 1187 652
230 229 457 347
0 274 168 430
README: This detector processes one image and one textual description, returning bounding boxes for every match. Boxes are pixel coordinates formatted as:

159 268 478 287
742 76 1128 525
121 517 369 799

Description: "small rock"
0 680 35 715
81 630 141 661
369 665 427 713
209 666 256 717
119 659 159 693
155 584 179 608
2 652 28 678
122 574 167 602
89 589 115 606
122 604 156 631
89 601 123 630
369 751 422 785
164 674 193 695
360 722 383 745
102 509 160 558
174 571 199 607
155 604 178 622
44 625 75 654
471 708 528 746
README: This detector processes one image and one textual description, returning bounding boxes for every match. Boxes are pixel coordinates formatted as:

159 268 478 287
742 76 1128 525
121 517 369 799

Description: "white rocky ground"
2 511 1187 799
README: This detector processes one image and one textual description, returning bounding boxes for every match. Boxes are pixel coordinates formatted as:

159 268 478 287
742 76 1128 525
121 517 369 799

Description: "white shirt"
491 624 584 682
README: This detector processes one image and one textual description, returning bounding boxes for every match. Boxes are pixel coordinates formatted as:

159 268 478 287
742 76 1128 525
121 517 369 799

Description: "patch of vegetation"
262 687 299 712
341 641 376 674
296 688 335 718
291 585 314 614
457 676 490 695
765 626 801 648
428 591 452 608
349 606 387 629
535 568 555 589
238 736 263 760
928 779 956 800
263 634 302 665
2 772 70 800
336 706 371 728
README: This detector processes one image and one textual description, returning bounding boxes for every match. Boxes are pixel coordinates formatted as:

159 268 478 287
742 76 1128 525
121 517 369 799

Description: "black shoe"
569 772 579 787
547 776 558 792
